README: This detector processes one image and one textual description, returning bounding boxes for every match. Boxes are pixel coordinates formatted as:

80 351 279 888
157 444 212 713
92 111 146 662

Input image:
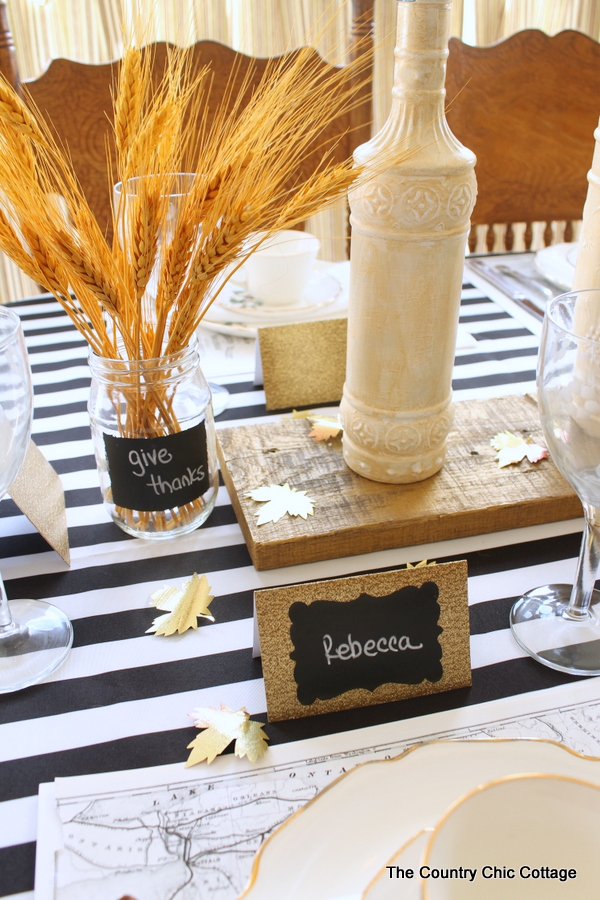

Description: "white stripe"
468 558 579 606
31 387 89 409
35 438 94 461
25 348 88 367
31 411 90 433
44 618 254 684
0 521 247 578
30 366 90 387
0 796 37 850
0 679 267 763
470 628 528 668
24 332 80 350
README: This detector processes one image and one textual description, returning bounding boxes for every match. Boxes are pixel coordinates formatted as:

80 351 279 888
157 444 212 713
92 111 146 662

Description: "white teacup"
241 230 320 307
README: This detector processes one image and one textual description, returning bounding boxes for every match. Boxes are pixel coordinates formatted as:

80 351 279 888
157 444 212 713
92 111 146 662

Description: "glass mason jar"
88 339 218 539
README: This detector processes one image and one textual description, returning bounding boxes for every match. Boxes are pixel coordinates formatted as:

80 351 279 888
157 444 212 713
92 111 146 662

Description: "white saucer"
216 272 342 322
534 241 579 291
201 269 347 337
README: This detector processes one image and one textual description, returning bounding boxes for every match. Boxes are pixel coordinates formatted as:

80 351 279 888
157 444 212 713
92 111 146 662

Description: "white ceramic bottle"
340 0 476 483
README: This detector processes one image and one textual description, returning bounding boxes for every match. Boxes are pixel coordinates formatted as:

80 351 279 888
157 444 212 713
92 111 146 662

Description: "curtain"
474 0 600 46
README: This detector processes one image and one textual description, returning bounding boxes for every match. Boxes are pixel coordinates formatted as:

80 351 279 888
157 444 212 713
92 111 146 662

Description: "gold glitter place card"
255 561 471 722
258 318 346 411
9 440 70 565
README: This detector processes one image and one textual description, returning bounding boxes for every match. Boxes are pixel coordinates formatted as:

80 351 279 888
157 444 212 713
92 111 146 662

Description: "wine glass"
0 307 73 693
510 288 600 675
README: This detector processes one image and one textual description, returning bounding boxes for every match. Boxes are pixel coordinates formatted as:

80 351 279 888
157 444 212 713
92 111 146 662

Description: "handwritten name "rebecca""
323 633 423 664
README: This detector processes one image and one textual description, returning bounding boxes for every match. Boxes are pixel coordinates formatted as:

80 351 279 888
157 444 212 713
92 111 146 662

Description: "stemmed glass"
0 307 73 693
511 288 600 675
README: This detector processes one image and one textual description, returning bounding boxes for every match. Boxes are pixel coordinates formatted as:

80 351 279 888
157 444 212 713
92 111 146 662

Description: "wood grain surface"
217 394 582 570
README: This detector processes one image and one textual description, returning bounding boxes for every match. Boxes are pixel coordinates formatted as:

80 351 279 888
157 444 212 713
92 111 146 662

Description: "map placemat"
35 679 600 900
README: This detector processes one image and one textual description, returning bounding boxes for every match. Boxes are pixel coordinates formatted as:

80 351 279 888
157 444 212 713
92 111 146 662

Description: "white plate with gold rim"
363 829 432 900
237 739 600 900
423 773 600 899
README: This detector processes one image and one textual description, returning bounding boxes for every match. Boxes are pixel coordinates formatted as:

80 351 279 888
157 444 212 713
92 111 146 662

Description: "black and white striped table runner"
0 279 589 900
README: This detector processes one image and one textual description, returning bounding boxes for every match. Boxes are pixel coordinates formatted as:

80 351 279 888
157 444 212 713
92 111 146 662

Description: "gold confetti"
147 573 215 635
246 482 314 525
186 704 269 767
307 415 343 442
491 431 548 468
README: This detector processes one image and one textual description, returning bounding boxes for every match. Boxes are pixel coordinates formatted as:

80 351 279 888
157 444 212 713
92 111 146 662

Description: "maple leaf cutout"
307 415 343 442
246 483 314 525
491 431 549 468
186 705 269 767
146 573 215 635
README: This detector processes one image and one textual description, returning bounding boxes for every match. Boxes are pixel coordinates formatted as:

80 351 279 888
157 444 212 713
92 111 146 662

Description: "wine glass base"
209 383 230 417
0 599 73 693
510 584 600 676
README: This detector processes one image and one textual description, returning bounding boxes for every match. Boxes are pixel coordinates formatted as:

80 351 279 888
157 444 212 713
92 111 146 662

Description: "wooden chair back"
0 1 374 244
445 29 600 251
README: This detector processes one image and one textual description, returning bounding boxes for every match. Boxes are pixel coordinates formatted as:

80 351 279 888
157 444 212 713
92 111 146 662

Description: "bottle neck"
392 0 451 125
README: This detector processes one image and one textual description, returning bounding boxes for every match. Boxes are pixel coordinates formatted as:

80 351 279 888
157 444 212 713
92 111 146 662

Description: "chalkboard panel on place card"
104 421 209 511
255 561 471 722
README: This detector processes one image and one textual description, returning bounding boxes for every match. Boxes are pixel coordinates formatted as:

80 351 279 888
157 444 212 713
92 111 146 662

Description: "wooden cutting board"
216 394 582 570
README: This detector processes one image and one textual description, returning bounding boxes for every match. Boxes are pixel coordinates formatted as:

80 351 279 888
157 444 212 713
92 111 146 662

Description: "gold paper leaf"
185 704 269 767
406 559 433 568
185 727 232 767
491 431 548 468
147 573 215 635
307 415 343 442
246 482 314 525
234 719 270 764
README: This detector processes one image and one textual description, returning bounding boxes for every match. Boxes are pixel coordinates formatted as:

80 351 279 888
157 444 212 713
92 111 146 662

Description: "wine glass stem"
0 572 17 636
567 502 600 620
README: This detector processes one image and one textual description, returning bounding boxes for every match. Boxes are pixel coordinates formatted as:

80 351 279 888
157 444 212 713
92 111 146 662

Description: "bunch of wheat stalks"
0 42 369 360
0 41 370 532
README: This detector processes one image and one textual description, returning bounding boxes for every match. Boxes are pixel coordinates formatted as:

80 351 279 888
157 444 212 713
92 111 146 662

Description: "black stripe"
34 377 91 395
470 596 519 634
17 309 70 322
32 425 91 444
10 293 54 307
0 841 36 897
460 294 491 306
3 541 253 600
459 311 511 323
219 380 257 395
26 340 88 355
0 648 262 726
0 656 579 806
23 323 77 337
474 328 533 340
453 346 538 366
31 358 90 373
46 454 96 474
217 403 268 421
452 369 537 390
33 400 88 419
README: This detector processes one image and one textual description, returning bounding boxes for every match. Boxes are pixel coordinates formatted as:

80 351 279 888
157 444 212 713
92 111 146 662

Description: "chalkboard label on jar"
254 561 471 722
289 584 443 706
104 421 209 511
